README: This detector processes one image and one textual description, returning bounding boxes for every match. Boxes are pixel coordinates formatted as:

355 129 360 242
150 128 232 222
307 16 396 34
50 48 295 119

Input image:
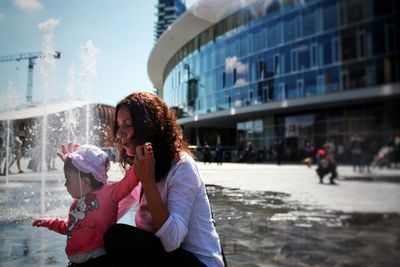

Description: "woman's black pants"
104 224 206 267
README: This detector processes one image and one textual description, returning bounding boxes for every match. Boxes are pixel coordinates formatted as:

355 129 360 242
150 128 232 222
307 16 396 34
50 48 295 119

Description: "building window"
340 0 364 25
278 82 286 100
367 31 373 57
258 59 265 79
291 49 298 72
296 15 302 38
342 29 357 61
366 66 376 86
340 71 349 91
249 91 253 104
317 75 325 95
316 8 323 33
298 45 310 70
332 37 340 63
323 2 338 31
357 30 366 58
262 85 271 102
385 24 395 53
284 17 296 42
297 79 304 98
274 54 280 75
311 43 318 68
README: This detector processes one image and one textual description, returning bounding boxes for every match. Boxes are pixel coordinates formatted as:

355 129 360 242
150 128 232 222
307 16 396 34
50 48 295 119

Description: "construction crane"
0 51 61 105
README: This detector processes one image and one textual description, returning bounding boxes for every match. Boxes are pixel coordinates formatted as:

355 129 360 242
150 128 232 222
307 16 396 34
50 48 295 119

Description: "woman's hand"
133 142 169 231
56 143 79 161
133 142 155 183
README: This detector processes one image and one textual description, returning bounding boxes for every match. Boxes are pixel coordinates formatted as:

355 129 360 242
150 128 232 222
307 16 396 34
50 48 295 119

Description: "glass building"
155 0 187 41
148 0 400 162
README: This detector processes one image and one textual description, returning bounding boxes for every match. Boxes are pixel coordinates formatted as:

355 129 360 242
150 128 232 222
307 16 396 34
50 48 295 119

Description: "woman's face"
116 105 136 157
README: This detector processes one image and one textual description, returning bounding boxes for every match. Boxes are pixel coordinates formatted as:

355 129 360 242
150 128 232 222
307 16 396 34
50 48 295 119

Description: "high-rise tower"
155 0 186 41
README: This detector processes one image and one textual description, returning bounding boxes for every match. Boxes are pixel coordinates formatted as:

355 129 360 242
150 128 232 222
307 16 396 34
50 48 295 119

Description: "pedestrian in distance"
215 142 223 165
274 139 284 165
302 138 315 168
32 143 151 267
316 148 338 185
202 142 212 164
4 136 24 174
103 92 225 267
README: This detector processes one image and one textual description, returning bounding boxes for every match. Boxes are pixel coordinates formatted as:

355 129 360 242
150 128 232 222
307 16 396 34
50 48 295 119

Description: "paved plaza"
0 160 399 266
199 162 400 214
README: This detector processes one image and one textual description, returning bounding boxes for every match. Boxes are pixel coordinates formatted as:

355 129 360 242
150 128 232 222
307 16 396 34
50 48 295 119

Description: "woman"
104 92 225 267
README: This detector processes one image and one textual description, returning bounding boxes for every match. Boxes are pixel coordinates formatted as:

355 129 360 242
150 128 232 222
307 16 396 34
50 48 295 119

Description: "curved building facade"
149 0 400 162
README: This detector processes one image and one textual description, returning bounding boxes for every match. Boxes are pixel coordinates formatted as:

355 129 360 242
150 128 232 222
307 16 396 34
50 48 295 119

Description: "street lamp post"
184 64 198 110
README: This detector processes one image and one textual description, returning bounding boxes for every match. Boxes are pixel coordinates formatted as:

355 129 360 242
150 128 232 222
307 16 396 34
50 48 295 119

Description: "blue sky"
0 0 195 108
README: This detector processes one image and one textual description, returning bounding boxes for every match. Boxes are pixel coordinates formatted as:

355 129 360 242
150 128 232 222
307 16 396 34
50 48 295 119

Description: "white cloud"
225 56 237 73
0 12 5 20
14 0 44 11
235 78 247 87
225 56 248 74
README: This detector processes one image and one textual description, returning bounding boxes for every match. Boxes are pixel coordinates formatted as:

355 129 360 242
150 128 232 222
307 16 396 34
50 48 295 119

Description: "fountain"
0 18 110 267
80 40 99 144
0 82 20 185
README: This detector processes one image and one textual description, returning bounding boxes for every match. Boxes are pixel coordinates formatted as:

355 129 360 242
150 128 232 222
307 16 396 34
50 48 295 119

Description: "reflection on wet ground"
0 180 399 267
206 185 400 267
0 179 69 267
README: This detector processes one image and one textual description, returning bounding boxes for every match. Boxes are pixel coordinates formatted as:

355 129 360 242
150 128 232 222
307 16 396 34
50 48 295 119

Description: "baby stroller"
371 146 393 168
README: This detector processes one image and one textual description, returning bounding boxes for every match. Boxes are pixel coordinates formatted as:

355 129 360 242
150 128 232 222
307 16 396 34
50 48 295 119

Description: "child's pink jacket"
38 168 138 259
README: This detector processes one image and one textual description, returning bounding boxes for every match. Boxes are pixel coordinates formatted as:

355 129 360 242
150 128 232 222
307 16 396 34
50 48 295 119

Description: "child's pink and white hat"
65 144 110 184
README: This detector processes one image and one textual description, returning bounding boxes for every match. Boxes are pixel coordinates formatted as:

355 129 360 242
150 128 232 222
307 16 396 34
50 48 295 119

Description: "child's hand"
57 143 80 161
32 219 45 227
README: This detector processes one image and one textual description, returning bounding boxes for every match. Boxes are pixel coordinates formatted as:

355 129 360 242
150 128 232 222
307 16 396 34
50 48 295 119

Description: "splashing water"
38 18 60 218
80 40 99 144
65 65 79 141
3 81 20 112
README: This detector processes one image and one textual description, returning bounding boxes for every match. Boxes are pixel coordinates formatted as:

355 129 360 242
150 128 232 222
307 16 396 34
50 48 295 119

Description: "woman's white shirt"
128 152 224 267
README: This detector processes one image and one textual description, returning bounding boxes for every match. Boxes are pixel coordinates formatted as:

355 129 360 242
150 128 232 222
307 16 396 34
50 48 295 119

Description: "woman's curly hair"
113 92 193 182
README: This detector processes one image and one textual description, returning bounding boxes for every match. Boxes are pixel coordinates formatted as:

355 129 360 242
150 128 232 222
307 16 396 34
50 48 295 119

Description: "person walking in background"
215 142 223 165
245 142 256 163
274 139 284 165
350 135 363 172
202 142 212 164
33 144 145 267
104 92 225 267
360 135 373 173
336 143 345 164
302 138 315 168
5 136 24 174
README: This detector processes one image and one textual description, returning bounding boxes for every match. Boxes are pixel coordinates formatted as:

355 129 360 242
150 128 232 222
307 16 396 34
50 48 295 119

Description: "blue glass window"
284 16 296 42
323 2 338 30
303 8 316 37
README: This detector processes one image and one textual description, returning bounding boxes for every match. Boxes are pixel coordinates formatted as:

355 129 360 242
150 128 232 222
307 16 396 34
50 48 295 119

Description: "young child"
32 143 153 267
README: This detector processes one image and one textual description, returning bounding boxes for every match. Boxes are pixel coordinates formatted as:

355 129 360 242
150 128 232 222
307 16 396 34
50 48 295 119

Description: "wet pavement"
0 161 399 266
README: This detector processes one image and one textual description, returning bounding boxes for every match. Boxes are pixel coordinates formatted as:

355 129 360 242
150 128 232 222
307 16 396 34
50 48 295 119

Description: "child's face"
64 169 83 199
